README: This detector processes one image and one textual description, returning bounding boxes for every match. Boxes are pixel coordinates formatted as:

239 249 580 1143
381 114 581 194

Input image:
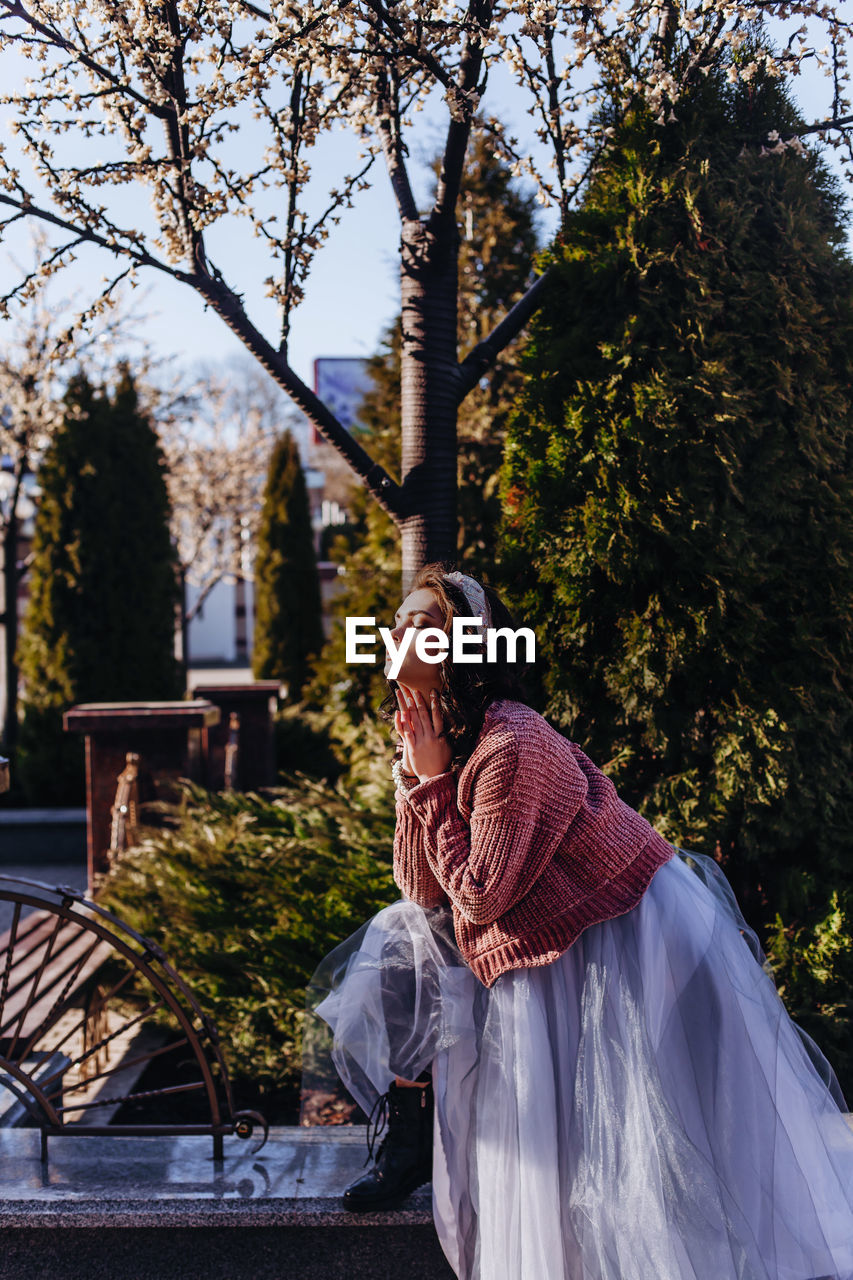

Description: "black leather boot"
342 1079 434 1211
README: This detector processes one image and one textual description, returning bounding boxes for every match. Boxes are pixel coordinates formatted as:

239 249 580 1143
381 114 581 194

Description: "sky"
0 20 847 396
0 48 557 391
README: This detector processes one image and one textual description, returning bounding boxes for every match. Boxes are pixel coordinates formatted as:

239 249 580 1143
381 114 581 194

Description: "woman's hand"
395 683 452 783
393 707 417 777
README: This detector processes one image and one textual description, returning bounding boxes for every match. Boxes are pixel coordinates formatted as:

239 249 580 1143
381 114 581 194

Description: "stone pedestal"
63 701 221 891
188 683 280 792
0 1128 453 1280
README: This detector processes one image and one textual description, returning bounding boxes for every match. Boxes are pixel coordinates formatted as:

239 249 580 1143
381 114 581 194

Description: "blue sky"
0 51 557 389
0 31 846 393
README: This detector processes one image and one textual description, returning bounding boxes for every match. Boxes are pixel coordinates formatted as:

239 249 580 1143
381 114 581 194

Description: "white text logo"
345 617 536 679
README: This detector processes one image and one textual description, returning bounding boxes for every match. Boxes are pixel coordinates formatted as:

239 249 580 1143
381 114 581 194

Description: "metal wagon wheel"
0 873 267 1162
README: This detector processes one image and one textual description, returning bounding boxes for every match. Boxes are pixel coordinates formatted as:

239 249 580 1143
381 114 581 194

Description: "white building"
187 357 370 662
186 576 254 666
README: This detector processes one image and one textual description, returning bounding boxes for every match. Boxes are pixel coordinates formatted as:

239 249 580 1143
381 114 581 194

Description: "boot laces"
364 1088 392 1166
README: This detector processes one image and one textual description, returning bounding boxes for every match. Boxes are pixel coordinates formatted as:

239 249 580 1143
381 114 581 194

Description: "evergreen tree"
17 368 181 802
303 327 404 724
454 135 542 571
252 429 324 699
306 134 540 724
501 69 853 1079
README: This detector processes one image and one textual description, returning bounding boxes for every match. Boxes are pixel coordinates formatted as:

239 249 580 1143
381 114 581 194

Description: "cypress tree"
252 428 324 699
17 367 181 802
501 68 853 1079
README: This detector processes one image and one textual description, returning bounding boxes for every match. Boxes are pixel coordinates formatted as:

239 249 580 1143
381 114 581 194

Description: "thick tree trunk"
399 218 460 594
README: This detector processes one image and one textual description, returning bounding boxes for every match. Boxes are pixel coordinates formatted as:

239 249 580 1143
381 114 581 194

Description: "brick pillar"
63 701 221 893
188 683 280 792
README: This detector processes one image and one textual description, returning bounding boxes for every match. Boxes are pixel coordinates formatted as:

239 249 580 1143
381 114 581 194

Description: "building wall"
187 580 236 664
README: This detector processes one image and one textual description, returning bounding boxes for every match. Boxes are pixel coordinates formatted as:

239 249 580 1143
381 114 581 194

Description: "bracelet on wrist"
391 758 418 793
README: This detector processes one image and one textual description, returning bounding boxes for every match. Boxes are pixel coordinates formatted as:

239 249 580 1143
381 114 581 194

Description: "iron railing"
0 874 267 1163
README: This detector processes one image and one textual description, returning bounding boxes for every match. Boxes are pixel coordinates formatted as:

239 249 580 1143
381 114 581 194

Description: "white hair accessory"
443 571 492 629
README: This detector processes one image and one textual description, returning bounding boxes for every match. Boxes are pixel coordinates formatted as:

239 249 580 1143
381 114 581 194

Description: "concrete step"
0 811 87 867
0 1126 456 1280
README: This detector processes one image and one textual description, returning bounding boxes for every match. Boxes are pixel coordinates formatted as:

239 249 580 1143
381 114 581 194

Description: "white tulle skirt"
306 851 853 1279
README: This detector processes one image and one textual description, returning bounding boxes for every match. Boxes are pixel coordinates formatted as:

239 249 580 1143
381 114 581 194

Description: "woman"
306 563 853 1280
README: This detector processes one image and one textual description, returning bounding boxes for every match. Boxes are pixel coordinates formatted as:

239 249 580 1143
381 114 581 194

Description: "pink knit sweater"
393 698 674 987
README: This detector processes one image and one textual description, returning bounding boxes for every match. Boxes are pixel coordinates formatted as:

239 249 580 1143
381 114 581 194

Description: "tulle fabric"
305 851 853 1279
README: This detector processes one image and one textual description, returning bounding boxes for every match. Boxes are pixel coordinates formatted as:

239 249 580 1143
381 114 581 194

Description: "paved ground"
0 862 88 934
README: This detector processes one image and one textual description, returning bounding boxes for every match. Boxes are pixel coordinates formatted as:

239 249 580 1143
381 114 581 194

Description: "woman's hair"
380 561 532 770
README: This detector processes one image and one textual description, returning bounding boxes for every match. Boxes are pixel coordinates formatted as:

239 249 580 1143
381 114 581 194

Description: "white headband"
443 571 492 629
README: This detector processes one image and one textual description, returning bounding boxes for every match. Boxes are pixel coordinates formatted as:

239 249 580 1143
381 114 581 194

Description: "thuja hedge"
500 67 853 1088
96 773 398 1116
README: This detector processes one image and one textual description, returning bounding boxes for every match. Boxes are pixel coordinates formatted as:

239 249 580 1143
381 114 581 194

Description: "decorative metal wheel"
0 874 267 1162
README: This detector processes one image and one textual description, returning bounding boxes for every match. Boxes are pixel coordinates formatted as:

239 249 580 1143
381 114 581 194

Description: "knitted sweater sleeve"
392 786 449 908
401 721 588 926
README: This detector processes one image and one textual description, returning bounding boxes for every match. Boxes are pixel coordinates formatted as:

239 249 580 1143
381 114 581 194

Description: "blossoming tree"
0 1 850 588
0 232 158 749
161 358 298 672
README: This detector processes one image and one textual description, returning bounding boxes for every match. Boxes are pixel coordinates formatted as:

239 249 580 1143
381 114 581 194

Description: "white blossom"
0 229 157 542
160 357 303 620
0 0 848 506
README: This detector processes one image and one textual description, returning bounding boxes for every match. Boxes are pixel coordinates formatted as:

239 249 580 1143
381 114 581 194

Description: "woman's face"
384 587 446 694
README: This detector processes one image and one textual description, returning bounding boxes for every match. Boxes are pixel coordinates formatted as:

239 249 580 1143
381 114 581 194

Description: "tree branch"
234 0 270 19
794 113 853 137
159 0 210 276
0 191 196 285
362 1 453 89
185 571 225 624
0 189 402 519
0 0 170 119
455 266 555 403
280 67 305 354
430 1 493 232
190 272 404 520
375 61 419 222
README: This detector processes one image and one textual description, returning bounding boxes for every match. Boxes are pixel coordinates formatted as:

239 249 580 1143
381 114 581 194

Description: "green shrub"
275 682 402 804
96 775 398 1117
17 368 180 803
252 429 324 700
273 702 345 784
